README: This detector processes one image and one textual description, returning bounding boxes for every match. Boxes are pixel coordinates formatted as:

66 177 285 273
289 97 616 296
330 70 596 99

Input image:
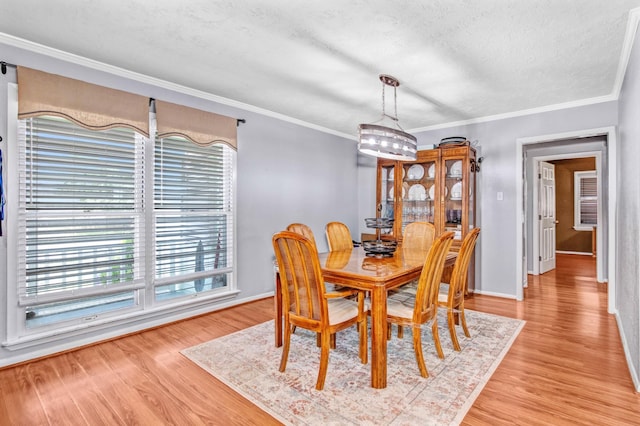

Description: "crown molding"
0 33 355 141
408 94 617 133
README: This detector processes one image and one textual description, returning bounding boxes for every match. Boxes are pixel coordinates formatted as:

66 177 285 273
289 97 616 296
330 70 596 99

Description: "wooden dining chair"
325 221 354 251
286 222 338 347
389 221 436 339
402 221 435 251
286 223 317 248
386 231 455 378
438 228 480 351
272 231 368 390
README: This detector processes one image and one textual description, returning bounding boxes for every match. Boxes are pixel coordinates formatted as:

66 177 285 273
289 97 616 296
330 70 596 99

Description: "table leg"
370 285 387 389
275 271 282 348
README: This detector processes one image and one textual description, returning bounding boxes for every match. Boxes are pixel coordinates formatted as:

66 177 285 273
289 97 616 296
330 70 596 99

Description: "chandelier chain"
380 80 399 122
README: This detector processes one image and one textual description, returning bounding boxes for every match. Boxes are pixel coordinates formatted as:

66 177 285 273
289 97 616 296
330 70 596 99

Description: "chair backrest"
413 231 455 322
272 231 327 323
325 221 353 251
448 228 481 303
286 223 317 248
403 222 436 251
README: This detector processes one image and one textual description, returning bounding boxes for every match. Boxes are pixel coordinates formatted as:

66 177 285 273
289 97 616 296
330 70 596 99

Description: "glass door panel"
378 164 395 238
444 157 464 241
401 160 435 236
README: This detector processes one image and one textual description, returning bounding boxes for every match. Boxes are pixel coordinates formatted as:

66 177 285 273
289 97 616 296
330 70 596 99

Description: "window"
15 115 235 331
574 171 597 231
153 136 234 301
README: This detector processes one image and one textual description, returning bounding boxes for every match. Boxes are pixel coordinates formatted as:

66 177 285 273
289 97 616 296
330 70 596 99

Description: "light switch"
497 191 504 201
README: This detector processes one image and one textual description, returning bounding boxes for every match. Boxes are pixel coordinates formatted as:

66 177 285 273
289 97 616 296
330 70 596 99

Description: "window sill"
2 289 240 352
573 225 596 232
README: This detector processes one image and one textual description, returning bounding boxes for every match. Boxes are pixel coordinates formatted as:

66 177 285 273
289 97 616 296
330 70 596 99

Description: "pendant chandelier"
358 74 417 161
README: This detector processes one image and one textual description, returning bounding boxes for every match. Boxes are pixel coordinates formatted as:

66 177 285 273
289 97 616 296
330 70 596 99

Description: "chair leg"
397 325 404 339
412 326 428 378
447 309 461 352
460 308 471 338
279 322 292 372
432 319 444 359
316 331 331 390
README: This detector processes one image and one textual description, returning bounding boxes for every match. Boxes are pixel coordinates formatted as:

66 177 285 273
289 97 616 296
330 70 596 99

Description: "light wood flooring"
1 254 638 425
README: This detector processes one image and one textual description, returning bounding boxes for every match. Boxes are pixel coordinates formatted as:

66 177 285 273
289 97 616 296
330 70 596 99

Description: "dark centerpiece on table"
363 218 397 257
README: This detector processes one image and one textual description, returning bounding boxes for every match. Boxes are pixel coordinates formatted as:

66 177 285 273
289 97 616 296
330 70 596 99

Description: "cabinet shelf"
375 144 477 291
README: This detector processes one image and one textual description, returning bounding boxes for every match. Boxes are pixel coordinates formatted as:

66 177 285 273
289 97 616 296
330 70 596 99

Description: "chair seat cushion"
327 298 360 325
386 295 415 318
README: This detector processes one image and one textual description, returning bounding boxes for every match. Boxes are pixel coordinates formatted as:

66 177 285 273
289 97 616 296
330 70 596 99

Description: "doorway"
531 153 603 278
515 127 616 314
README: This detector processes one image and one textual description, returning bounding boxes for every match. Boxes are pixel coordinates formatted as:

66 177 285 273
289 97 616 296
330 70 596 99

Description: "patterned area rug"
182 310 524 425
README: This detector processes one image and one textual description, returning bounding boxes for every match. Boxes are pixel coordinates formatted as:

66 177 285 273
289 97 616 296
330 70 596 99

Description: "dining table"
274 245 457 389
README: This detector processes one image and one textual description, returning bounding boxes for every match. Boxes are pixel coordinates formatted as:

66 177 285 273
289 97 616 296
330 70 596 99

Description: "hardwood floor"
1 254 638 425
464 254 640 425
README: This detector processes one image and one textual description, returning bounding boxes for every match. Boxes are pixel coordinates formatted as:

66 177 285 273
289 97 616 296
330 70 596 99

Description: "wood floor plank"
2 254 639 424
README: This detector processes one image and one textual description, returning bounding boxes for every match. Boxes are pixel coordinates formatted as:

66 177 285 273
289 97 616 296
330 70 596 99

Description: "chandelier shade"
357 74 417 161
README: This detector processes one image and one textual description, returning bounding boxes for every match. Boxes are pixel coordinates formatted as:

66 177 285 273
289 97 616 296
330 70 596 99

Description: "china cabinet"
375 144 477 251
375 144 477 292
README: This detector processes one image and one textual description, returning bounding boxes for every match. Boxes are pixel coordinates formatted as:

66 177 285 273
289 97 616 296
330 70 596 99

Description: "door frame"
531 152 603 277
516 126 616 314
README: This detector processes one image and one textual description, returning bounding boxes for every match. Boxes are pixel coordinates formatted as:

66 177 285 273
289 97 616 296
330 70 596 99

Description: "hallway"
464 254 640 425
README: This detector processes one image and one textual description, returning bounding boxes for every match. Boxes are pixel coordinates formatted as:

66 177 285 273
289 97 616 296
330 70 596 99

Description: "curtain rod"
1 61 17 75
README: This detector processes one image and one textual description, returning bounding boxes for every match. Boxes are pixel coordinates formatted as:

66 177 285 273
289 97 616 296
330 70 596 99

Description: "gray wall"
0 42 358 365
358 101 618 298
618 22 640 388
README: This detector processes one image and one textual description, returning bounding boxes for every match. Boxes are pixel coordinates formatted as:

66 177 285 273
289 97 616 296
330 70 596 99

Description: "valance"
155 100 237 150
17 66 150 136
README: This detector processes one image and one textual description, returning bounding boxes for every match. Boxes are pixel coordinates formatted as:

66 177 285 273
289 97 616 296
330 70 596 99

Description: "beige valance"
17 66 150 137
155 100 237 150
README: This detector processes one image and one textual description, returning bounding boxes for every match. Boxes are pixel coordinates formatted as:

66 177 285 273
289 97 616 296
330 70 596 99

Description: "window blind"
579 176 597 225
18 116 146 305
154 137 233 287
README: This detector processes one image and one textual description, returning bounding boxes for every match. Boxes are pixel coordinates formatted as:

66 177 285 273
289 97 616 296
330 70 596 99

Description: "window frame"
5 83 238 345
573 170 597 231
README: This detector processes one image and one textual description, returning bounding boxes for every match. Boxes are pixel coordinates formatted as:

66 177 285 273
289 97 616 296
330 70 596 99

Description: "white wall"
0 41 359 365
358 102 618 298
617 20 640 390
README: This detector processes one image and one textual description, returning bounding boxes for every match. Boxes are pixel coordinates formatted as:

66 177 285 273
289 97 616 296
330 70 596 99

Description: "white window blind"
154 136 233 298
17 116 146 306
13 111 236 333
574 171 597 231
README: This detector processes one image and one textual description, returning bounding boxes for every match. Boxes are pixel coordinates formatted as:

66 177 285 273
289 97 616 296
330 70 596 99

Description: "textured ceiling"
1 1 640 138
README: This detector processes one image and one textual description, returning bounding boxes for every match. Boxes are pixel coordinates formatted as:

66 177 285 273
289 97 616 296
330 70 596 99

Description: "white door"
539 161 556 273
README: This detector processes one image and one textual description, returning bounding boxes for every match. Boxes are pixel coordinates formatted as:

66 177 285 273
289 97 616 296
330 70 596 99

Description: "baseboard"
615 312 640 392
556 251 593 256
471 289 518 299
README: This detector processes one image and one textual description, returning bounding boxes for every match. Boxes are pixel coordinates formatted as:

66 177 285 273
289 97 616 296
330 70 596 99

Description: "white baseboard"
556 250 593 256
471 289 518 299
615 312 640 392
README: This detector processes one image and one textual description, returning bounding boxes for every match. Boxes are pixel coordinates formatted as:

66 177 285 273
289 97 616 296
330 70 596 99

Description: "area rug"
182 310 525 425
